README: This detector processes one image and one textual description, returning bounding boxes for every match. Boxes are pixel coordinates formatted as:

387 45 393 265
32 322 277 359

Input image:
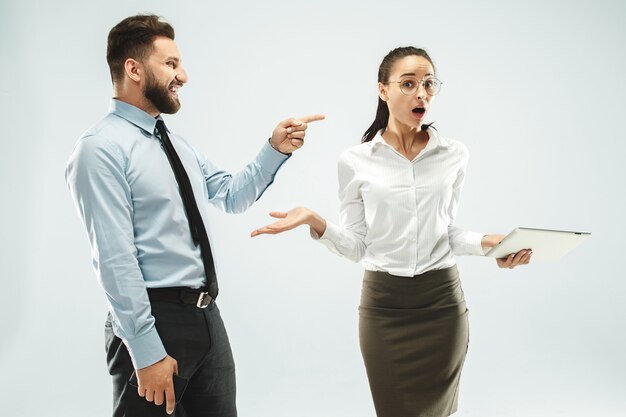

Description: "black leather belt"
147 287 214 309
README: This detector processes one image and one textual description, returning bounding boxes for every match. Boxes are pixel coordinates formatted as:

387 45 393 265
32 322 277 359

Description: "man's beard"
143 68 181 114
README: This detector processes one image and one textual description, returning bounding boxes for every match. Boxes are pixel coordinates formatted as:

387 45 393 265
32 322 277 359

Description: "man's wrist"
268 138 290 155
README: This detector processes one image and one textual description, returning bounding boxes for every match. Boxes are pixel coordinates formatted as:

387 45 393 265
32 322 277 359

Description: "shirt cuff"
466 231 486 256
311 221 342 247
258 140 290 174
124 326 168 370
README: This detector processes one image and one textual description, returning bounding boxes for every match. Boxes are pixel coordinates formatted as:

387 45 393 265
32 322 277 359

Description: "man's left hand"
270 114 325 154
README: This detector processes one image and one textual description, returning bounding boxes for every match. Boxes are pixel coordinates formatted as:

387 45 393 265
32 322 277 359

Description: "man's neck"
113 86 159 117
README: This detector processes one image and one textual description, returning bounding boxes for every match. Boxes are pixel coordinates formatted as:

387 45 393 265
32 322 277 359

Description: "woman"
251 47 531 417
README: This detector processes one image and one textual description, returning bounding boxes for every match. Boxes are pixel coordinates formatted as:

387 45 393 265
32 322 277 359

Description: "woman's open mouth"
412 107 426 119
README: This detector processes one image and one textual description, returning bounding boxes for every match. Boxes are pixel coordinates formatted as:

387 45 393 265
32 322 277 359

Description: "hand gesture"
270 114 325 154
251 207 325 237
136 354 179 415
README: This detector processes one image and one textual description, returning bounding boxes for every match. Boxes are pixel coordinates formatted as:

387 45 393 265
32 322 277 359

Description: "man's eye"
167 62 176 68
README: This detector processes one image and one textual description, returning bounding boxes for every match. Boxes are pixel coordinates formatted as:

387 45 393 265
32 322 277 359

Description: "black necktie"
155 119 218 299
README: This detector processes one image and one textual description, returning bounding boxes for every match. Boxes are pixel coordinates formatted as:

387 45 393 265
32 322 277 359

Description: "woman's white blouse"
315 128 484 277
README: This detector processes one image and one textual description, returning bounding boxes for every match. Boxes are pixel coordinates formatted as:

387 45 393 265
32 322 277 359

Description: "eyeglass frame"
383 76 443 96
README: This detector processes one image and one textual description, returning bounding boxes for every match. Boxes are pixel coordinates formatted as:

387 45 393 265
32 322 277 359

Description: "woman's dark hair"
106 14 175 84
362 47 436 143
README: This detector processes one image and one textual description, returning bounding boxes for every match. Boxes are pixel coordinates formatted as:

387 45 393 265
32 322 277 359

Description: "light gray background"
1 0 624 416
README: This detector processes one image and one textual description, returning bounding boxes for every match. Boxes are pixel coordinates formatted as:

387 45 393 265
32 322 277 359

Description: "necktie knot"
155 119 167 139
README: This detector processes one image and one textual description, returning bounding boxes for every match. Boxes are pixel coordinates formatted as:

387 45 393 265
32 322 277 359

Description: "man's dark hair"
106 14 175 84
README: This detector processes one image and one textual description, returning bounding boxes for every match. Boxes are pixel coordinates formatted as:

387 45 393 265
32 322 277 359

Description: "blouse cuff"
310 221 343 250
466 231 486 256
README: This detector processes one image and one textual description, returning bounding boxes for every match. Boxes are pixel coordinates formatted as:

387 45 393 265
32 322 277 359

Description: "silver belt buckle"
196 292 211 309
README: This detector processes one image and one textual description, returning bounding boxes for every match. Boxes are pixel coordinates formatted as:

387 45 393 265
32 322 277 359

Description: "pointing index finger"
297 114 325 123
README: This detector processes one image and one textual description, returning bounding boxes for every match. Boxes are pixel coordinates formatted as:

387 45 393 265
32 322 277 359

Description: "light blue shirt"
65 99 289 369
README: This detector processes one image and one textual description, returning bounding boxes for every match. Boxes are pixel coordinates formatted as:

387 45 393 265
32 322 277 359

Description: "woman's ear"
378 82 388 102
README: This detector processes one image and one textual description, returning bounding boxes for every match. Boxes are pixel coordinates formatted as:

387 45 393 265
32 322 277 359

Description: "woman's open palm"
251 207 312 237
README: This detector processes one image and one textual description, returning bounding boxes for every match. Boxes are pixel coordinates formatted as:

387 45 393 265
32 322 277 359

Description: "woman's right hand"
251 207 326 237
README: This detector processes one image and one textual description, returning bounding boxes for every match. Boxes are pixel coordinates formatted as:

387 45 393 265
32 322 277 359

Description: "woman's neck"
382 118 429 159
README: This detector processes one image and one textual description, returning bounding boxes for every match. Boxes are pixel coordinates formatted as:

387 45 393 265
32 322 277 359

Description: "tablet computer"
485 227 590 261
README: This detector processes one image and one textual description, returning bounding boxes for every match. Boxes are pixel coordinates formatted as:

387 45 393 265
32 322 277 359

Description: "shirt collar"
109 99 163 135
371 126 451 152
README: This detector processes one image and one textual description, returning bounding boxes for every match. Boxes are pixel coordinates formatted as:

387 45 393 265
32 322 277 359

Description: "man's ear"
124 58 142 83
378 82 388 102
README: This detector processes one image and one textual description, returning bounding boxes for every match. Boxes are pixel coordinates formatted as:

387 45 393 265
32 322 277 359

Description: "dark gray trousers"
105 301 237 417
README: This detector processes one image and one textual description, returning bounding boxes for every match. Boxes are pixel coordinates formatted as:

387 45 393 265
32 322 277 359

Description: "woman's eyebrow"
399 72 434 78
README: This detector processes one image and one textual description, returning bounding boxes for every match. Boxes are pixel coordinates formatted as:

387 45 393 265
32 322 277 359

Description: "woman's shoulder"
448 138 469 155
433 130 470 158
338 140 373 164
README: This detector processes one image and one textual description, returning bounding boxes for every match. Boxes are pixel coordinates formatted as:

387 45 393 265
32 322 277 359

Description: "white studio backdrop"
1 0 625 416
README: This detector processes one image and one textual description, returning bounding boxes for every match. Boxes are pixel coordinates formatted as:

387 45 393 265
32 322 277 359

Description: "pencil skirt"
359 265 469 417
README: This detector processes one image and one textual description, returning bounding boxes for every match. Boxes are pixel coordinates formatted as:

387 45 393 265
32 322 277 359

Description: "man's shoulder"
76 113 145 154
80 112 131 141
69 115 129 167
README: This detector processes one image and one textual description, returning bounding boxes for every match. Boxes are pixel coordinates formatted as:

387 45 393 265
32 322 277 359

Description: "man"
65 14 323 416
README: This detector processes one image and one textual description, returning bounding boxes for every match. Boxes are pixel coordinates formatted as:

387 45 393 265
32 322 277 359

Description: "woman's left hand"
482 234 532 269
496 249 532 269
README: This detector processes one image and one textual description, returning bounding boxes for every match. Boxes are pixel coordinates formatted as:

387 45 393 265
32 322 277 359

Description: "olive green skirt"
359 265 469 417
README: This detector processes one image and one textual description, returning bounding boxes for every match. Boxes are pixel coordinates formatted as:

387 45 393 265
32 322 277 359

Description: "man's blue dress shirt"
65 99 289 369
